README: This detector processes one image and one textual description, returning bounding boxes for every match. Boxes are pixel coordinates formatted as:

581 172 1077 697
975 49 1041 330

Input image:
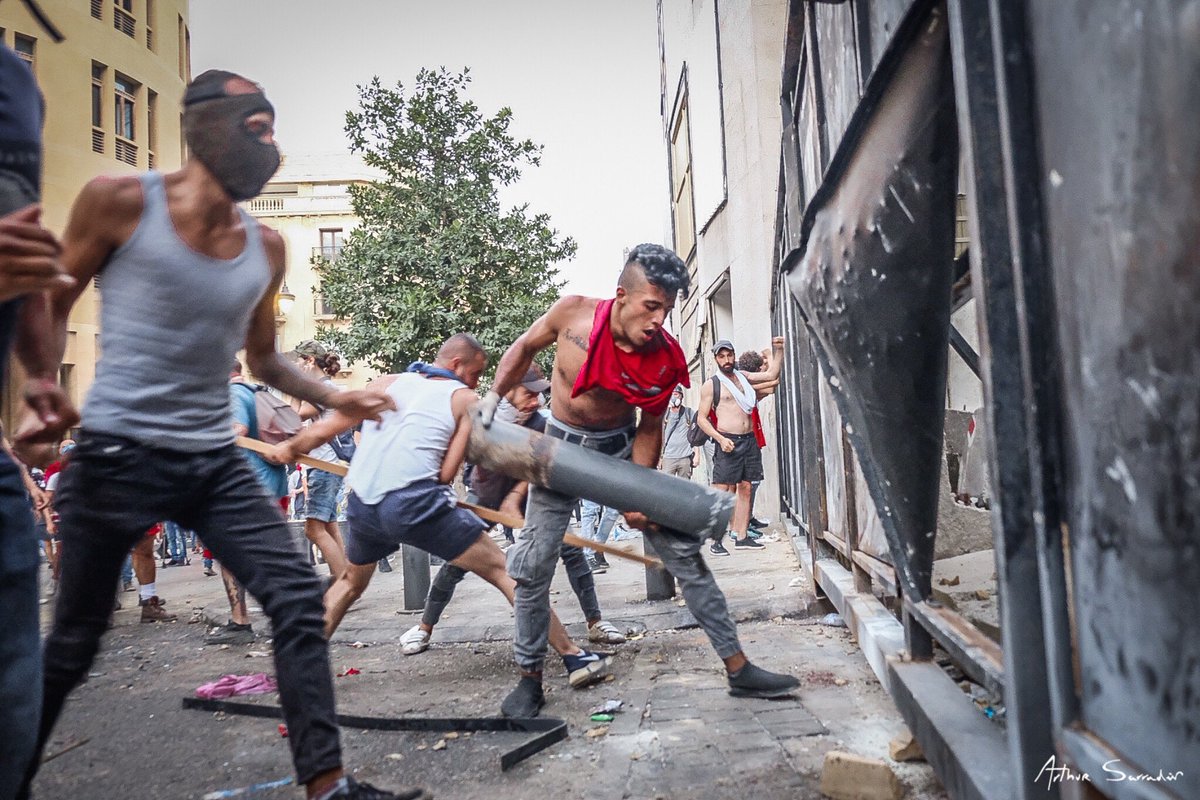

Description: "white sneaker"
587 619 627 644
399 625 430 655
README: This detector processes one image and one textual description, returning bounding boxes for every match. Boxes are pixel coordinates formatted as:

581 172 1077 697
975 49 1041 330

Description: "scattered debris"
937 575 961 586
40 737 90 764
337 667 361 677
819 613 847 628
888 729 925 762
244 651 270 659
586 726 609 739
590 713 614 722
350 641 369 649
788 576 805 587
195 673 277 700
974 588 991 601
588 700 623 716
766 583 775 591
202 777 293 799
833 678 849 687
444 731 459 740
277 724 288 738
432 739 447 751
386 753 404 761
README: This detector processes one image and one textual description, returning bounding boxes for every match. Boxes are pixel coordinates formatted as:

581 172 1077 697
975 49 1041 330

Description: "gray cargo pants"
507 418 742 672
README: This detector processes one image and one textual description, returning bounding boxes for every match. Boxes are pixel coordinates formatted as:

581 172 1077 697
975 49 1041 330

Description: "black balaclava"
183 70 280 201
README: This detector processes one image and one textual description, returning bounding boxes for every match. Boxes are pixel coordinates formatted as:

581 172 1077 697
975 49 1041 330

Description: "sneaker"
139 596 177 623
122 580 136 592
328 776 432 800
746 528 764 539
563 649 612 688
203 567 216 577
708 540 730 557
728 662 800 698
748 517 768 529
205 622 255 645
593 553 610 569
733 537 765 550
501 675 546 717
399 625 430 656
587 620 627 645
586 555 608 574
377 557 393 573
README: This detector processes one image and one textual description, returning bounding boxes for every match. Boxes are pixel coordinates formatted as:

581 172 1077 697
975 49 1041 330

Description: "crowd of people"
0 56 798 800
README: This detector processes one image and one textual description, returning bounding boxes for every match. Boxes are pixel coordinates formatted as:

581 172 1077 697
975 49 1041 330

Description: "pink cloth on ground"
195 672 278 699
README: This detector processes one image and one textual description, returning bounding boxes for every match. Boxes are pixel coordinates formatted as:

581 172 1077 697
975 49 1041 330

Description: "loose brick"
888 729 925 762
819 751 903 800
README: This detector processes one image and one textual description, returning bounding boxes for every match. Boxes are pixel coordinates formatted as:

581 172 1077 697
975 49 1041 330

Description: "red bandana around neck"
571 298 690 417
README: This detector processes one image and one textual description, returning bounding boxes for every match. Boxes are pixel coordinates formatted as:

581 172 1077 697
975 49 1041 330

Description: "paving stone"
753 706 827 737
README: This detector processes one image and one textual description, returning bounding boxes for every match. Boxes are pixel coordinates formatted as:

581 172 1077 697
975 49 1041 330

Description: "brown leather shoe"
140 596 177 623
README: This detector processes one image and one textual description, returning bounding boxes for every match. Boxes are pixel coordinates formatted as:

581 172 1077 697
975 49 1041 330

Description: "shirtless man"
483 243 799 717
16 70 424 800
270 335 613 689
697 337 784 555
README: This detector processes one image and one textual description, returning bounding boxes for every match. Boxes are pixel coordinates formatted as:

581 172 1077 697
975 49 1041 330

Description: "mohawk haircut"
621 243 690 300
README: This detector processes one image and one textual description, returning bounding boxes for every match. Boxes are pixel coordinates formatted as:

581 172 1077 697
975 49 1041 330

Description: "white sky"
190 0 670 298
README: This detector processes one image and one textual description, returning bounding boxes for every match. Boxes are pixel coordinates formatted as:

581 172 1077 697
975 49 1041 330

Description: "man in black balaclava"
0 34 78 800
16 70 426 800
182 69 281 201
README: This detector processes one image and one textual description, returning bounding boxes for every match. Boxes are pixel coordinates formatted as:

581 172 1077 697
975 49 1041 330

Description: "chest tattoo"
564 328 588 351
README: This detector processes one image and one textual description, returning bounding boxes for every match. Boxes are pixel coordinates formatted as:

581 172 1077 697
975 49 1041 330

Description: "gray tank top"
83 172 273 452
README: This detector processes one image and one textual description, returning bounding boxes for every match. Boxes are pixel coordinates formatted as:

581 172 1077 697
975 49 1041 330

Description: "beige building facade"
245 153 381 391
658 0 789 519
0 0 191 429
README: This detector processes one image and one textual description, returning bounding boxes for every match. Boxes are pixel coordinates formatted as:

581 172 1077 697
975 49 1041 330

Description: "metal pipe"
467 413 734 539
401 544 430 611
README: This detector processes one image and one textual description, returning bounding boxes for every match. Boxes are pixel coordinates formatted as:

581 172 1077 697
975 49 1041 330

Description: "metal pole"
467 414 734 539
401 544 430 611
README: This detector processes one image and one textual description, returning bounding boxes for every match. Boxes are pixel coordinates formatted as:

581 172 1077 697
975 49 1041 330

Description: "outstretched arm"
742 337 785 384
245 226 395 421
483 296 582 424
268 374 398 466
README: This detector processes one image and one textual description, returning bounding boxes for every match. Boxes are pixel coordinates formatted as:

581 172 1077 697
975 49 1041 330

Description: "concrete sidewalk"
32 527 948 799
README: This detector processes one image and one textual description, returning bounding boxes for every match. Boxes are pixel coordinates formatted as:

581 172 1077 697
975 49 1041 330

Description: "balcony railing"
246 197 284 213
312 245 343 262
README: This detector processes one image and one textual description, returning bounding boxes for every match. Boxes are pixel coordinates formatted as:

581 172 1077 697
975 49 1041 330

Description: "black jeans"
22 432 341 793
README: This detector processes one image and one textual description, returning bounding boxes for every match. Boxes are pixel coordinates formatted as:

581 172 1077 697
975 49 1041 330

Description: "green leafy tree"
314 67 574 375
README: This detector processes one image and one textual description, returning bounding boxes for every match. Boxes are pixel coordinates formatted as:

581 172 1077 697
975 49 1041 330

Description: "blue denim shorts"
305 469 343 522
345 480 484 565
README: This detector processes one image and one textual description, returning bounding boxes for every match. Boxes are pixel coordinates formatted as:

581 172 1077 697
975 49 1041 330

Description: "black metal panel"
783 0 957 604
1027 2 1200 793
812 1 862 152
857 0 912 80
947 0 1065 794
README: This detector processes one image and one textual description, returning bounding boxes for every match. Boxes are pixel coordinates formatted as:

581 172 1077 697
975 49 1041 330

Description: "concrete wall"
659 0 789 519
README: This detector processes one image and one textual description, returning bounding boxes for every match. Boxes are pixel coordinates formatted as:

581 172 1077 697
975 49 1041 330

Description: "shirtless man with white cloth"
696 337 784 555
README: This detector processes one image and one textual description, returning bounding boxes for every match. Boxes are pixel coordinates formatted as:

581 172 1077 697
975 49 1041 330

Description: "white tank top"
346 372 465 504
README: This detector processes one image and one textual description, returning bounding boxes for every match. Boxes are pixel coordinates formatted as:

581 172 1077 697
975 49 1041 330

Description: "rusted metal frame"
888 660 1015 800
839 429 873 593
947 0 1061 794
850 549 897 597
905 597 1005 696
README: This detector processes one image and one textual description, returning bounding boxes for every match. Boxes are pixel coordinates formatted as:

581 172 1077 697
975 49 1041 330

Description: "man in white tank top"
272 334 613 693
15 70 423 800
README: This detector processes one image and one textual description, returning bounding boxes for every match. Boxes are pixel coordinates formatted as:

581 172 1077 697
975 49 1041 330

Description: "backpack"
686 378 722 447
329 425 358 462
237 383 302 444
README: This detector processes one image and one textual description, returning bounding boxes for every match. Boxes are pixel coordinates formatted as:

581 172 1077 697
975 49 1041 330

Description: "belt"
546 422 633 456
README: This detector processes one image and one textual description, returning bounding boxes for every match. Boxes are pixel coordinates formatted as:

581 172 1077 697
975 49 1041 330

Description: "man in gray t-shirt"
659 385 700 479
